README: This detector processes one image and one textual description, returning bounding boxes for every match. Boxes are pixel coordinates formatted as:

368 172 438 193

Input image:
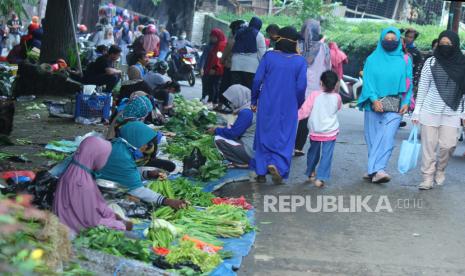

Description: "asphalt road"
182 82 465 276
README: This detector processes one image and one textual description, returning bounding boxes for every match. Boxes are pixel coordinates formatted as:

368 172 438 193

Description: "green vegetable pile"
148 178 215 207
162 96 227 181
174 205 253 238
165 239 222 273
37 151 67 161
74 227 152 263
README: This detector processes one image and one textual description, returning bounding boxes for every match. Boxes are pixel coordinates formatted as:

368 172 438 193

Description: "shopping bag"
398 125 421 174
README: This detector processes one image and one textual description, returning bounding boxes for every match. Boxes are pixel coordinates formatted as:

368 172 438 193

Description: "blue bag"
398 125 421 174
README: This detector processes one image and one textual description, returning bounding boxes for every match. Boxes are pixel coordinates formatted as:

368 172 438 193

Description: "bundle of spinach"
170 178 215 207
74 227 152 262
162 96 228 181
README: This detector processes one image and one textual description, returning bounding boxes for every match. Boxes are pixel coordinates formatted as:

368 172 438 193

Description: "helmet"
155 61 169 72
78 24 88 33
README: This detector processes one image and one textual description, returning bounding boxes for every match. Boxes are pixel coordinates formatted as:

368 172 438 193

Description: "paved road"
182 83 465 275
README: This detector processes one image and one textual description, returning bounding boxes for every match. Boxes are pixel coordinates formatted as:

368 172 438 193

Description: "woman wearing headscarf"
412 31 465 190
251 26 307 184
53 136 130 234
294 19 332 156
358 27 412 184
142 24 160 57
200 28 227 108
117 65 152 104
231 16 266 89
210 84 256 167
107 94 153 139
217 20 246 113
99 121 187 209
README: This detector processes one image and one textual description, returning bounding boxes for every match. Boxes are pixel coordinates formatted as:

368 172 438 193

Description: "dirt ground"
0 96 106 172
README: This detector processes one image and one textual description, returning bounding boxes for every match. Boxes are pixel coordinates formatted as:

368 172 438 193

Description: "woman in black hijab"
275 26 300 54
412 30 465 190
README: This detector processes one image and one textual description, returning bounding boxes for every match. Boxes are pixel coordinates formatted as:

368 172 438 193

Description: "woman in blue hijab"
99 121 187 209
358 27 413 184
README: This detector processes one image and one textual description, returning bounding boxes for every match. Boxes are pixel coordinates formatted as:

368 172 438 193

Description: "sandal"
267 165 283 184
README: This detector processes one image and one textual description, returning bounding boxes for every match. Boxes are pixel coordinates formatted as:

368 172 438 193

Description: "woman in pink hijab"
329 42 348 80
53 136 130 234
143 24 160 57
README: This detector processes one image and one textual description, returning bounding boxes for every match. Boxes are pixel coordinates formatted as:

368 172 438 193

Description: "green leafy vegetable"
165 240 222 273
37 151 67 161
74 227 152 262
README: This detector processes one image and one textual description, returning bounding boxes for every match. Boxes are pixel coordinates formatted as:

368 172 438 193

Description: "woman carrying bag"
412 31 465 190
358 27 413 184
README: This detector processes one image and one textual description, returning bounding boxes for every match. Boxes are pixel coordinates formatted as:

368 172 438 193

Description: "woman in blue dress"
251 26 307 184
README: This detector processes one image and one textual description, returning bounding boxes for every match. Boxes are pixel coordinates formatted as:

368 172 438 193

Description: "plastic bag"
31 171 59 209
398 125 421 174
182 147 206 177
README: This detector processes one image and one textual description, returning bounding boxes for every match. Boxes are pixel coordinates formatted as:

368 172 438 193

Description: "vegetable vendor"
107 93 175 172
53 136 132 235
209 84 256 168
99 121 187 209
106 93 154 140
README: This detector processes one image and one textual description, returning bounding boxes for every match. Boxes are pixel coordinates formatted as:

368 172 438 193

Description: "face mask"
381 40 399 52
180 35 186 40
438 45 454 57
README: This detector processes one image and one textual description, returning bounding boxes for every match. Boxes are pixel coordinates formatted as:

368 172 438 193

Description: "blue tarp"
129 169 255 276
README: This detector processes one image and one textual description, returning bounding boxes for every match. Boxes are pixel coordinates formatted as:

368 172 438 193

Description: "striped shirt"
412 57 465 126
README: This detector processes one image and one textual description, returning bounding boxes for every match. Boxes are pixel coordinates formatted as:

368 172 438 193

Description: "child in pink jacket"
298 70 341 187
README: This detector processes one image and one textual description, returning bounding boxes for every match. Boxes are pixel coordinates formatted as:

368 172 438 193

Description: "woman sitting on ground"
99 121 186 209
117 65 152 105
53 136 132 234
107 93 154 139
107 94 173 172
209 84 255 168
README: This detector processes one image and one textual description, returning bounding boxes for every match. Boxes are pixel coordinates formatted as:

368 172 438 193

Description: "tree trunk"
40 0 79 63
80 0 100 33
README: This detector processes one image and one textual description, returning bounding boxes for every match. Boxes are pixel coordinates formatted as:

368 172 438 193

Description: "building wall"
202 14 230 44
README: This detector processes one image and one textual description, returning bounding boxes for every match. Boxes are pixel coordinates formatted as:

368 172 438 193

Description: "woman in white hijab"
209 84 256 167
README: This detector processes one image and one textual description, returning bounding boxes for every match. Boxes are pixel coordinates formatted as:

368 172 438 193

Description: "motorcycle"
339 74 363 107
166 45 197 87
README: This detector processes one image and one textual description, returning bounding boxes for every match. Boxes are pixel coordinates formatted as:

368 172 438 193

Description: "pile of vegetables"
74 227 152 263
147 178 215 207
162 96 227 181
165 239 222 273
174 205 253 238
37 151 68 161
0 194 89 275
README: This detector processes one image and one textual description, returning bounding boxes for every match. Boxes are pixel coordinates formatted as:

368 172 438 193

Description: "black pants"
82 73 120 92
145 158 176 173
231 71 255 90
295 118 309 151
218 68 232 106
202 75 221 104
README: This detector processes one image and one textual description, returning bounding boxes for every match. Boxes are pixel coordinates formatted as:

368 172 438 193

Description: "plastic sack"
398 125 421 174
182 147 206 177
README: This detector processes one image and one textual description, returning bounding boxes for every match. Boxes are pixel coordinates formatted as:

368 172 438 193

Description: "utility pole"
268 0 273 16
447 1 463 33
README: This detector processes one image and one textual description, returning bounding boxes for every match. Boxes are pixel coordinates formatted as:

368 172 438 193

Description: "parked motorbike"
166 46 197 87
339 74 363 107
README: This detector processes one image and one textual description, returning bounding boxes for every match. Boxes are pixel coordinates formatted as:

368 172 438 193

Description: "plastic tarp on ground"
129 169 255 276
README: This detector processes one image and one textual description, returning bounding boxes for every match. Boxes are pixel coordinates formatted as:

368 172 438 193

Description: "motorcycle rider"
174 31 191 50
